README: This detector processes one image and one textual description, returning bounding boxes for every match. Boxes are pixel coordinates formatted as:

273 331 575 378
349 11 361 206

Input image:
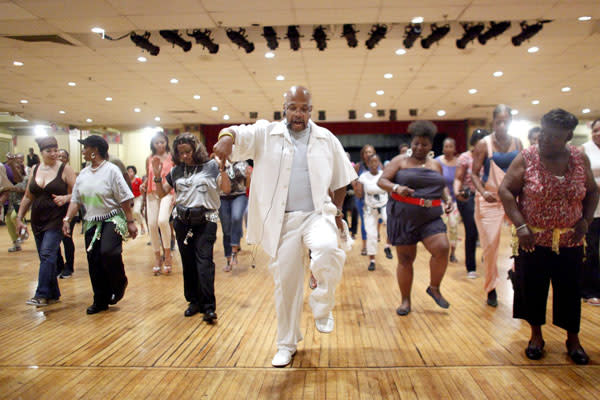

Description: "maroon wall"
201 120 468 153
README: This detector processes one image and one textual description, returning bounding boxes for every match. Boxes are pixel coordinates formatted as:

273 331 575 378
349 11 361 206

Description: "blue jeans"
354 197 367 240
219 194 248 257
33 228 63 300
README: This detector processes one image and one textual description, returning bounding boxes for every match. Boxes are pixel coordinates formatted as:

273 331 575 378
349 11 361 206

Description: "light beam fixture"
130 32 160 56
188 29 219 54
512 20 552 46
456 23 485 49
366 24 387 49
263 26 279 50
478 21 511 45
286 26 301 51
227 28 255 53
420 24 450 49
342 24 358 48
403 24 421 49
159 30 192 52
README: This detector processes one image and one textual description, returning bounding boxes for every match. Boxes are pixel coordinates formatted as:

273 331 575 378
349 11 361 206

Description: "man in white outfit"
213 86 357 367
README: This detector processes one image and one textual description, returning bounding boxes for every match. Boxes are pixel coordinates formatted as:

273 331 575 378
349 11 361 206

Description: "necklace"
90 160 106 172
184 164 197 179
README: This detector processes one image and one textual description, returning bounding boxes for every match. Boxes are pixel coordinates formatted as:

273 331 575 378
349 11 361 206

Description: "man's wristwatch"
392 184 399 193
335 208 343 217
63 216 71 223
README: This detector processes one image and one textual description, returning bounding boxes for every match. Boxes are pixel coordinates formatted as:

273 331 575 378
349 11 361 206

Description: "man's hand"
213 134 234 162
335 215 344 231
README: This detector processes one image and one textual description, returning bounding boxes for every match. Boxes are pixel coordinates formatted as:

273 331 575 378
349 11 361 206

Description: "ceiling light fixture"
511 109 519 115
159 30 192 52
421 24 450 49
187 29 219 54
193 95 200 100
20 99 28 104
59 110 65 114
265 52 275 58
493 71 503 77
411 16 424 24
582 108 591 114
211 106 218 111
68 82 76 86
134 107 141 112
13 61 23 66
478 21 511 45
376 90 384 95
170 78 179 84
130 32 160 56
561 86 571 92
395 48 407 55
528 46 539 53
384 73 393 79
578 16 592 22
364 112 373 119
223 115 230 120
366 24 388 49
370 102 377 107
227 28 255 53
137 56 147 62
512 20 551 46
342 24 358 48
276 75 285 81
456 23 485 49
532 100 540 105
263 26 279 50
154 116 161 121
437 110 446 117
105 97 112 101
86 118 92 123
312 26 328 51
286 26 302 51
403 24 422 49
91 27 110 39
469 88 478 94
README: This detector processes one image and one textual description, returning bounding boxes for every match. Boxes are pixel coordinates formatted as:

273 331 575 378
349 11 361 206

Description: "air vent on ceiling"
5 35 75 46
168 110 198 114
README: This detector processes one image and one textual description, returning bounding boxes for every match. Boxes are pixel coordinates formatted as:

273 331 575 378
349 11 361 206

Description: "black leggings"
457 195 478 272
581 218 600 299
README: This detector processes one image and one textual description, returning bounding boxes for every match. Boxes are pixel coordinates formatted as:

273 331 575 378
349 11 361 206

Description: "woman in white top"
581 118 600 305
356 154 392 271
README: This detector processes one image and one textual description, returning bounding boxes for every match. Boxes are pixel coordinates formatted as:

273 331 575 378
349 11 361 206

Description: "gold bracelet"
218 130 234 142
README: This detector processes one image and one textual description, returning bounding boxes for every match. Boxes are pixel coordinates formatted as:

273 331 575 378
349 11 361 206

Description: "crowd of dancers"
7 85 600 367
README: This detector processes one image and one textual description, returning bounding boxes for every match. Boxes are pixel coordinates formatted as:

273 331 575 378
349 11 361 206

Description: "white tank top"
583 141 600 218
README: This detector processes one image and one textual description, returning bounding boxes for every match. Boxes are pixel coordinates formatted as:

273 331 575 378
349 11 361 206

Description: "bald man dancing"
214 86 356 367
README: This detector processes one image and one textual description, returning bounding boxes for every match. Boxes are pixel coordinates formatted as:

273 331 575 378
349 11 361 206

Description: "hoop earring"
91 152 96 159
406 149 413 157
428 151 435 159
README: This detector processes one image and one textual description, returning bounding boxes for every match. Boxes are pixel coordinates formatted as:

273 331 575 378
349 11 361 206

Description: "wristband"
392 184 399 193
218 130 235 143
63 216 71 223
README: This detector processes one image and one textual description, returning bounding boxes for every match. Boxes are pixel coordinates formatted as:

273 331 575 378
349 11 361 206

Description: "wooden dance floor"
1 223 599 399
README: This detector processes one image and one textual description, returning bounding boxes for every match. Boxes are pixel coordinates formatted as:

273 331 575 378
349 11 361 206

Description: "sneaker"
26 297 47 306
384 247 393 259
272 349 296 367
8 244 21 252
368 261 375 271
315 311 334 333
466 271 478 279
360 248 367 256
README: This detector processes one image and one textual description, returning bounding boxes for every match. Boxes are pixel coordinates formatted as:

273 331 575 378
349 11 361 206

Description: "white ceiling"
0 0 599 130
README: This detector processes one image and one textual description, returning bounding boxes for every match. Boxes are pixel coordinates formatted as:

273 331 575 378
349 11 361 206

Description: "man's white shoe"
315 311 334 333
272 349 296 367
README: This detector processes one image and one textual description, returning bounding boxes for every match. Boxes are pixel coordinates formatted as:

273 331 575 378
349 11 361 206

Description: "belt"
391 193 441 208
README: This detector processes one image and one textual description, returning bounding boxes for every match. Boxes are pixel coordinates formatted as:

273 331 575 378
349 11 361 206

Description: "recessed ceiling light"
561 86 571 92
364 112 373 119
223 115 230 120
91 27 104 34
532 100 540 105
59 110 66 114
511 109 519 115
134 107 141 112
468 88 478 94
493 71 503 77
20 99 28 104
582 108 591 114
137 56 147 62
528 46 539 53
437 110 446 117
395 48 406 55
193 94 201 100
370 102 377 107
411 16 424 24
578 16 592 21
376 90 384 95
86 118 93 123
13 61 23 66
170 78 179 84
276 75 285 81
105 97 112 101
384 73 393 79
211 106 218 111
68 82 76 86
154 116 161 121
265 52 275 59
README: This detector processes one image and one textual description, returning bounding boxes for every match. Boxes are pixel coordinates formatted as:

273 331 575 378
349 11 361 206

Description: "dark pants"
457 195 478 272
342 194 358 235
581 218 600 299
33 229 63 300
174 219 217 313
354 197 367 241
513 246 583 333
84 222 127 307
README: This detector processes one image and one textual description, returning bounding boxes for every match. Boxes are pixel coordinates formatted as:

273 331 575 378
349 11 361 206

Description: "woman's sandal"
163 265 172 275
153 266 161 276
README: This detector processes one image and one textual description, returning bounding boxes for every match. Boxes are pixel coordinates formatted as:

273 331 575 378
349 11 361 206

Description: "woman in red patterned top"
499 109 599 365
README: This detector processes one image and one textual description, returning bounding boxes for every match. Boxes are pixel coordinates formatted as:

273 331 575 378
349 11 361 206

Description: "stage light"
342 24 358 48
478 21 511 45
420 24 450 49
159 30 192 52
512 20 551 46
366 24 387 50
403 24 421 49
286 26 301 51
227 28 255 53
188 29 219 54
312 26 328 51
130 32 160 56
262 26 279 50
456 23 485 49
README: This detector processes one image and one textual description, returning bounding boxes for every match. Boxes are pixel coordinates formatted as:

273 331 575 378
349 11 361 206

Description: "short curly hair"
408 120 437 143
172 132 210 166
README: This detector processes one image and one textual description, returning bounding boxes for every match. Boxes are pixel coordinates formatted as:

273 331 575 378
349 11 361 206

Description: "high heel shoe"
153 266 161 276
163 265 172 275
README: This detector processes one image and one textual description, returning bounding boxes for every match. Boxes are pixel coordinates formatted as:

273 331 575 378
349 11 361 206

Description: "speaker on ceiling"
348 110 356 120
389 109 397 121
274 111 282 120
409 108 418 117
249 112 258 119
377 109 385 117
318 110 326 120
